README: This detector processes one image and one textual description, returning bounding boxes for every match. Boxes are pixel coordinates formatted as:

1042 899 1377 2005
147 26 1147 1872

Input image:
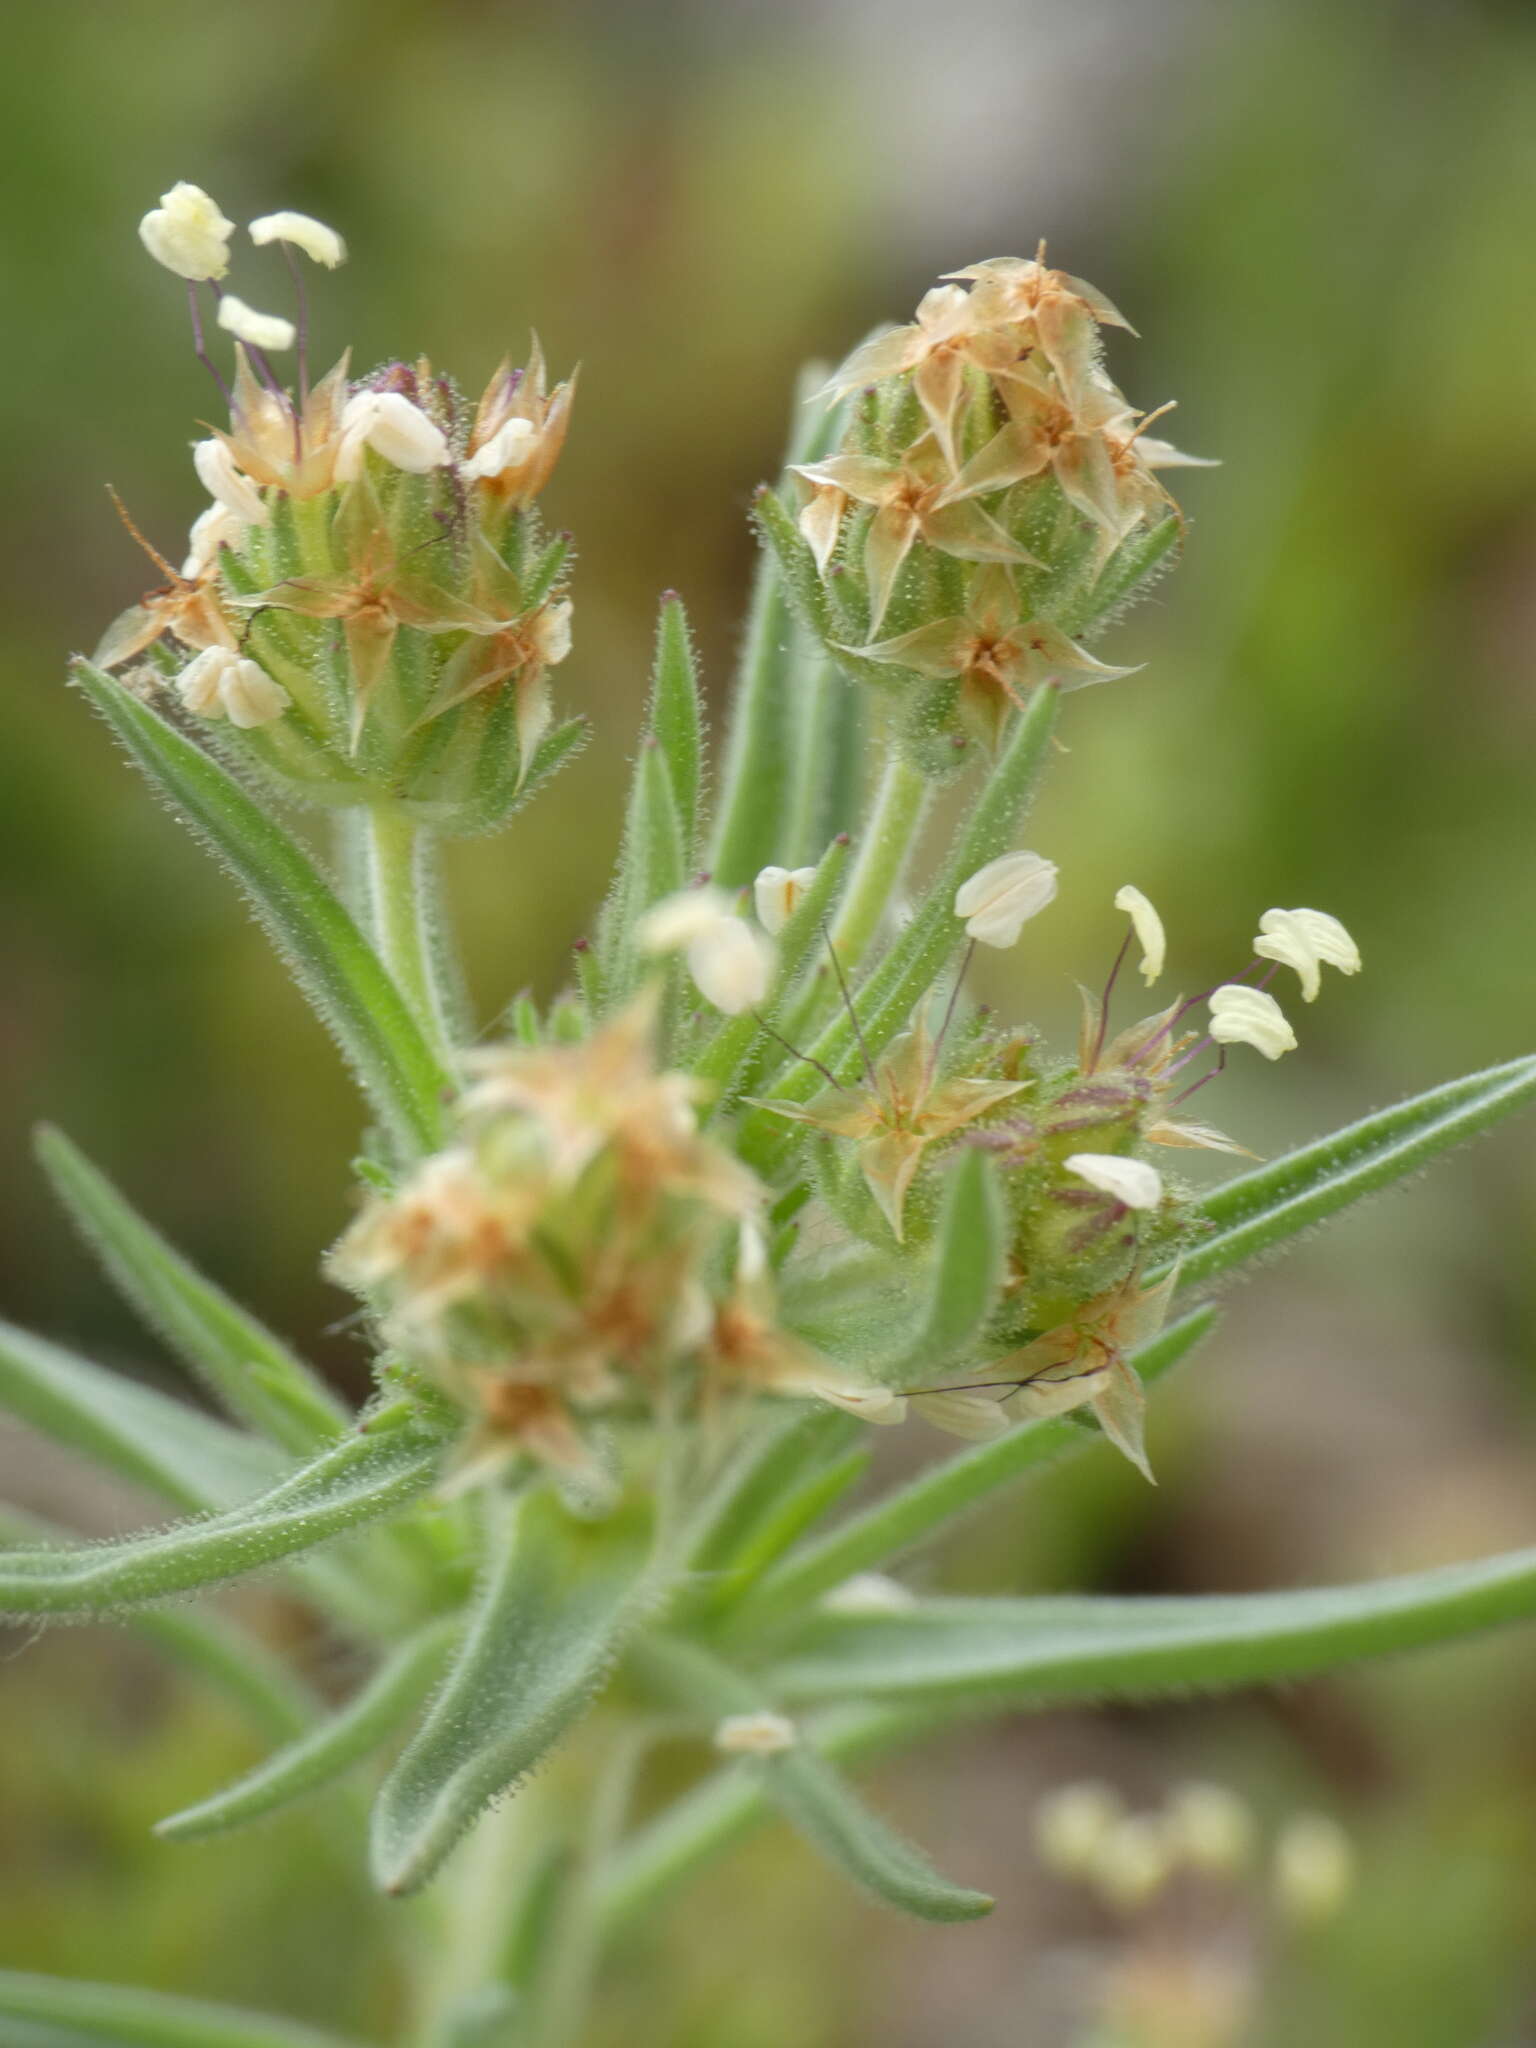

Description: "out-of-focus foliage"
4 1 1536 2041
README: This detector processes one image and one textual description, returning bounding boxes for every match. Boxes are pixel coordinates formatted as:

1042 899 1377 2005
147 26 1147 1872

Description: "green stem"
362 806 454 1057
828 751 931 973
412 1784 553 2048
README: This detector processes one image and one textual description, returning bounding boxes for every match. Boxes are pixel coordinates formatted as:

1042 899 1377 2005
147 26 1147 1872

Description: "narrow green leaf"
709 369 845 887
650 593 705 863
596 739 686 1006
158 1616 456 1840
71 661 449 1157
0 1505 316 1743
685 1408 857 1584
894 1150 1007 1377
35 1126 347 1455
767 1540 1536 1712
698 1447 870 1621
0 1315 280 1514
1162 1054 1536 1293
371 1488 655 1896
634 1636 989 1922
731 1308 1218 1632
783 647 862 867
0 1970 372 2048
0 1423 441 1618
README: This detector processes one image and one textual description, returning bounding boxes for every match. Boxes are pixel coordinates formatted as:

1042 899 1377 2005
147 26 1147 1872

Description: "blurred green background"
3 1 1536 2041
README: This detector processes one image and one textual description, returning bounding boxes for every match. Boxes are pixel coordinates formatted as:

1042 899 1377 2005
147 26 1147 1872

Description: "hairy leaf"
0 1423 441 1618
370 1488 655 1896
71 661 449 1157
766 1542 1536 1711
1164 1054 1536 1291
895 1149 1008 1376
0 1970 367 2048
35 1126 346 1455
649 593 705 864
158 1617 456 1840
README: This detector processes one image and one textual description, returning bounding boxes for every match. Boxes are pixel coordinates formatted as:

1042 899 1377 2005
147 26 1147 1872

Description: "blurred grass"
3 0 1536 2040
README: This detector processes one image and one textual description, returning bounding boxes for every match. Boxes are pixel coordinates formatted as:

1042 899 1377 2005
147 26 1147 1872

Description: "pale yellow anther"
1208 983 1297 1060
215 294 296 352
248 210 347 268
138 183 234 281
713 1711 797 1757
1253 907 1360 1003
1114 884 1166 985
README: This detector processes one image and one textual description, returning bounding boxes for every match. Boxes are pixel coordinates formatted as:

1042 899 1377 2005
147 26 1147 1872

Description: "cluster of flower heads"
103 184 577 830
771 248 1214 754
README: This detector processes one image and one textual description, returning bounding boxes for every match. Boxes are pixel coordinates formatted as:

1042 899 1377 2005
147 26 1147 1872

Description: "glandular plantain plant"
4 184 1535 2048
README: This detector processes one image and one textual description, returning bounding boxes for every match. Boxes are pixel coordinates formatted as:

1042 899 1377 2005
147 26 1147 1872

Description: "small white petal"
909 1390 1012 1441
336 390 449 478
1003 1365 1112 1421
714 1711 797 1757
687 918 774 1014
182 503 245 580
953 850 1058 949
248 210 347 268
533 598 573 667
215 294 296 352
813 1381 908 1425
1065 1152 1163 1210
820 1572 916 1616
463 416 537 482
1208 984 1297 1060
193 438 268 526
138 182 233 281
637 886 736 954
1114 884 1165 986
176 646 235 718
220 657 289 728
1254 907 1360 1003
753 864 818 936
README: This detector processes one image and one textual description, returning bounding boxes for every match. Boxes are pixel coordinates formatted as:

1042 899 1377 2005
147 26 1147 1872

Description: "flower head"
954 850 1059 948
1208 984 1297 1060
138 182 234 281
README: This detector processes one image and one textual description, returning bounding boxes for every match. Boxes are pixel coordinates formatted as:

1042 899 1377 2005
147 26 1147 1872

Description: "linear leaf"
733 1308 1218 1632
650 593 705 864
158 1616 456 1840
1162 1054 1536 1292
0 1970 371 2048
371 1487 655 1896
71 661 449 1157
0 1315 281 1513
766 1542 1536 1711
0 1423 440 1618
595 739 686 1007
634 1636 989 1922
708 366 846 888
0 1505 316 1743
895 1149 1008 1376
35 1126 347 1455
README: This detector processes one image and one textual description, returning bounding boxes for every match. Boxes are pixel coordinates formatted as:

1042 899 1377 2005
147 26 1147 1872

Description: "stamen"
281 240 310 405
927 938 976 1088
1168 1045 1227 1105
751 1014 850 1096
185 281 232 405
105 485 182 584
1091 925 1133 1069
822 922 878 1092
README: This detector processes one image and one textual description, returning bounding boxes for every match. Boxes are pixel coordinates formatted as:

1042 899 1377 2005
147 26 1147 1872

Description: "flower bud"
1272 1813 1354 1924
1034 1781 1124 1878
1162 1782 1254 1875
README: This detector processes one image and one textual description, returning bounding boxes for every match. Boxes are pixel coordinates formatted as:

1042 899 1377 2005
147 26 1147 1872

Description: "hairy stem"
361 805 455 1056
829 751 931 973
